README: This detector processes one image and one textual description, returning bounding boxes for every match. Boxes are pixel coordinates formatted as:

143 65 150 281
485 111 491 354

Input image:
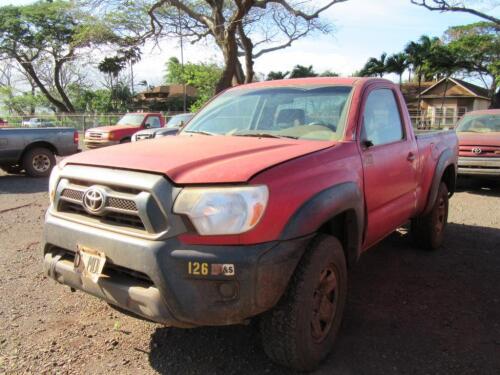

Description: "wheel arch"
279 182 364 268
20 141 58 164
422 148 457 216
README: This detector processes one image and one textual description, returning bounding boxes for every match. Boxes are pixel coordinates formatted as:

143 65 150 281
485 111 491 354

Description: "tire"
412 182 449 250
120 138 131 144
1 165 23 174
22 147 56 177
259 234 347 371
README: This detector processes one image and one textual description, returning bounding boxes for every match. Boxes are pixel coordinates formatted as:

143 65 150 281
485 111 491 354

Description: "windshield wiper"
234 132 299 140
183 130 216 136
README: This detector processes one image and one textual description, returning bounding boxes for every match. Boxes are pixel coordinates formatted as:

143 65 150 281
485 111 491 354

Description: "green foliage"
289 65 318 78
165 57 223 111
359 53 388 77
0 86 48 115
98 57 126 78
320 70 339 77
0 1 121 112
266 71 290 80
445 22 500 87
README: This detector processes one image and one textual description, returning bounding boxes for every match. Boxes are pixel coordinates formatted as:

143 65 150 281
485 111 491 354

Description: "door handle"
407 152 416 162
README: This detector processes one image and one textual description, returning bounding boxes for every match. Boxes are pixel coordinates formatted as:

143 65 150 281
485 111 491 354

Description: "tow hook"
47 253 63 279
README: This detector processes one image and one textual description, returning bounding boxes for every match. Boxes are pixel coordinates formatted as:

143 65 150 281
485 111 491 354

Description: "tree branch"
411 0 500 25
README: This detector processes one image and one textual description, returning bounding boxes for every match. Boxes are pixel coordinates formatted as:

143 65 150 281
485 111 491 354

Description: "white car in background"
22 118 55 128
132 113 193 141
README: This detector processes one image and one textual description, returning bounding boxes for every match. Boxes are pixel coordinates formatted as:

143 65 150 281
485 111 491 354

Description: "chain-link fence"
0 113 181 131
0 109 468 132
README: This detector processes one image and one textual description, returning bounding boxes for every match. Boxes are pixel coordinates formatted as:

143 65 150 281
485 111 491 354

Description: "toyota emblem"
471 147 482 155
83 186 106 214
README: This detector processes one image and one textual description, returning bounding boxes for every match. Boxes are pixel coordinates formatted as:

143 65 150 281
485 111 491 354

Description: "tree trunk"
215 38 239 94
18 60 70 113
30 83 36 115
54 60 75 113
237 22 254 83
490 80 499 109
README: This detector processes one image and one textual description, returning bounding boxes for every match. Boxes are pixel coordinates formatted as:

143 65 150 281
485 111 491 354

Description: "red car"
44 78 458 371
456 109 500 178
84 112 165 149
0 118 8 127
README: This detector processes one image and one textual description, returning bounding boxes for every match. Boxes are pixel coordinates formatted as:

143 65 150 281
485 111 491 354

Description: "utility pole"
178 8 187 112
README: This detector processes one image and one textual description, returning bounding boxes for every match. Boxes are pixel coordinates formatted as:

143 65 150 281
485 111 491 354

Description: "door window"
362 89 404 146
145 116 161 128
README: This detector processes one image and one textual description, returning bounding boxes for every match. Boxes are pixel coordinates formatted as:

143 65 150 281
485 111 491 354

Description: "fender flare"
279 182 364 265
422 148 456 215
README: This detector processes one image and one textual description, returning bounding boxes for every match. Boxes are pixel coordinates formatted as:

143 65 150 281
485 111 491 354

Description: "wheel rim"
435 195 447 234
311 264 338 343
32 154 51 173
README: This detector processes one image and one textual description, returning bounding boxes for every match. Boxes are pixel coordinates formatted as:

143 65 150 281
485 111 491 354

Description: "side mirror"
144 123 151 129
362 139 374 149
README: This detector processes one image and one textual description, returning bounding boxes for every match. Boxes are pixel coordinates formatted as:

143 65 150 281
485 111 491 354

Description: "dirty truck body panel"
43 77 458 329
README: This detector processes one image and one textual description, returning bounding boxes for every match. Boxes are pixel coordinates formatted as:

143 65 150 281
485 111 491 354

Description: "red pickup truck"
84 112 165 148
456 109 500 178
43 78 458 371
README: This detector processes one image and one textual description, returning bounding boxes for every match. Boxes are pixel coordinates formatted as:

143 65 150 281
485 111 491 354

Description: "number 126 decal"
187 262 235 277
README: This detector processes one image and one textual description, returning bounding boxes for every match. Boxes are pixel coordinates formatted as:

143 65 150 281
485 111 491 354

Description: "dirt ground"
0 172 499 375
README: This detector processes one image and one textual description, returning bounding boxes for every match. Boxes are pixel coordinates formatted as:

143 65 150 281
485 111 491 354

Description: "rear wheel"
259 234 347 371
120 138 131 144
22 147 55 177
412 182 449 250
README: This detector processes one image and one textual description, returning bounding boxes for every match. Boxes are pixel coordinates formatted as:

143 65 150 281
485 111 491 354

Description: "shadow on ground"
0 174 48 194
456 177 500 197
148 223 500 375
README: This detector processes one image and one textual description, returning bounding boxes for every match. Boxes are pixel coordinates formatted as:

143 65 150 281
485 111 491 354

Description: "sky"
4 0 500 87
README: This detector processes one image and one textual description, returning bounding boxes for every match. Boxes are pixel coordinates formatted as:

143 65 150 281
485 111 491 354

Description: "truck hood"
87 124 139 133
457 132 500 147
63 135 335 184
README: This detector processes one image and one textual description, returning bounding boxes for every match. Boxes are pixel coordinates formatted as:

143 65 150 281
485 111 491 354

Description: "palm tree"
405 35 439 111
359 53 387 77
385 53 409 86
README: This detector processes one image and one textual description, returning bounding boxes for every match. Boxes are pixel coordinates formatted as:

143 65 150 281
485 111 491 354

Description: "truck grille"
459 145 500 157
59 200 145 230
52 166 177 239
86 132 103 140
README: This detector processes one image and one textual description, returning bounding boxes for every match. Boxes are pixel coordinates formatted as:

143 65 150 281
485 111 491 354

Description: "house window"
433 107 460 127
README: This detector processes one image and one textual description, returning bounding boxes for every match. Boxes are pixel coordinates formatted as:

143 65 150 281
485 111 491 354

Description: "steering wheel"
306 121 337 131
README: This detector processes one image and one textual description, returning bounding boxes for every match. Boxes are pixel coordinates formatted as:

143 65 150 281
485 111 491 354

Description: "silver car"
132 113 193 141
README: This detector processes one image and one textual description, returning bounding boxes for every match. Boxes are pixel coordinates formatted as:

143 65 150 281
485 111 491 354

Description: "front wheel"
259 234 347 371
412 182 449 250
22 147 56 177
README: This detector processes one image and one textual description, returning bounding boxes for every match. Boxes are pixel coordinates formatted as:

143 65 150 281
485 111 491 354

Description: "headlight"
48 164 62 203
173 186 268 235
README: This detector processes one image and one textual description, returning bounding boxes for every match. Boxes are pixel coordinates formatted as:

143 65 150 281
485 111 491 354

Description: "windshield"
168 114 193 128
456 114 500 133
117 114 146 126
182 86 352 141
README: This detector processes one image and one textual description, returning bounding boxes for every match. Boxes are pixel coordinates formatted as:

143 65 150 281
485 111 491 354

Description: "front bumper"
83 139 119 149
43 213 309 327
458 156 500 177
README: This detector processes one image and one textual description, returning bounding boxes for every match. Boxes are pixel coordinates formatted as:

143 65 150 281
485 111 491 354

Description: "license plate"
74 245 106 282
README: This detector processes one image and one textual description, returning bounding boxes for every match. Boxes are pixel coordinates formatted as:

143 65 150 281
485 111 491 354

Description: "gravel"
0 172 499 375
